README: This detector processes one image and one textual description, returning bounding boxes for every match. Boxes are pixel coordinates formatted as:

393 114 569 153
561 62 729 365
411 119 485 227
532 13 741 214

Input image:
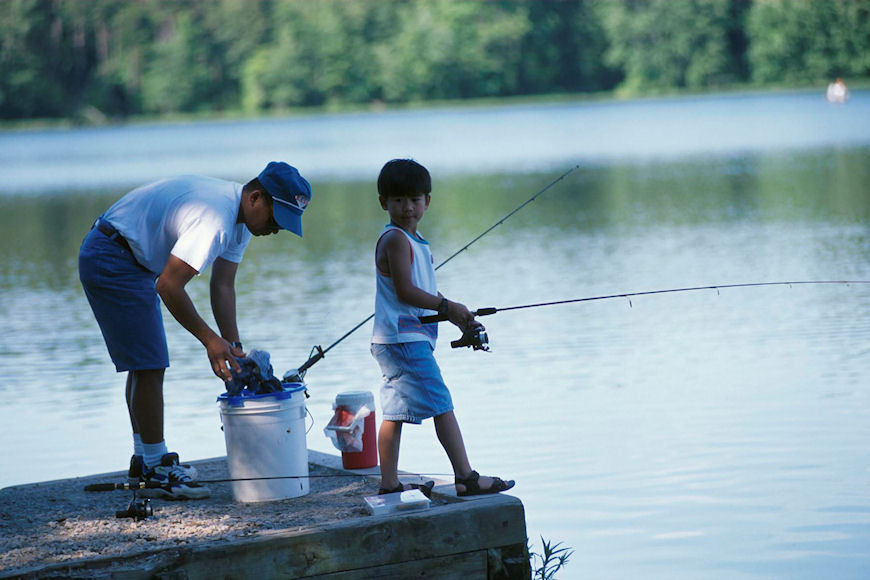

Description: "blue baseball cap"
258 162 312 237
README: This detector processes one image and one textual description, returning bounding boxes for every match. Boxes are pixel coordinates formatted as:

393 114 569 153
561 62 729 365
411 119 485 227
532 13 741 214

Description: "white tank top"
372 225 438 347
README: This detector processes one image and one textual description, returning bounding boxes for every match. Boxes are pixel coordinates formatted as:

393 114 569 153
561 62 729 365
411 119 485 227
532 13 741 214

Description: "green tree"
518 0 613 94
83 1 161 117
376 0 530 102
242 0 388 110
196 0 270 111
140 6 213 114
0 0 87 118
747 0 870 83
2 0 868 122
601 0 740 94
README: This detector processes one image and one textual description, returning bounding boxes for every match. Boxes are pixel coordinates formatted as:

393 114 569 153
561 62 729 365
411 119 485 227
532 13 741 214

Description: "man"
79 161 311 499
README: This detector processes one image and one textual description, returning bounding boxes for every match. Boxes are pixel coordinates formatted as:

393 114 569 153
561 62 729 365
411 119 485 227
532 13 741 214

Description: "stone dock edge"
2 450 531 579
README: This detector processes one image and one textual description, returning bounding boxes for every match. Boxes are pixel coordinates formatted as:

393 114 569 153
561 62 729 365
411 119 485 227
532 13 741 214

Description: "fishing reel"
419 310 492 352
450 326 490 351
115 495 153 521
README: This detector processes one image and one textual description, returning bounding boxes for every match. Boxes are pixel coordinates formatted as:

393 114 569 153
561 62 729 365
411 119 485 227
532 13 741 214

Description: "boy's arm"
380 230 479 330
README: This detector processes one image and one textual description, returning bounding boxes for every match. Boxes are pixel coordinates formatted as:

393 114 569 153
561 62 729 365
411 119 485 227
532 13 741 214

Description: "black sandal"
455 470 515 497
378 480 435 498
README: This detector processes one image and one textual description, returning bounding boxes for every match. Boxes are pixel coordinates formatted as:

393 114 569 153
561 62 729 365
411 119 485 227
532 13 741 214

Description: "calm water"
2 91 870 579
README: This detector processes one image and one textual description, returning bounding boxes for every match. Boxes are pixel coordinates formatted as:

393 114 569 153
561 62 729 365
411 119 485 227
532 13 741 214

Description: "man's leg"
126 372 136 432
128 368 165 445
128 368 208 499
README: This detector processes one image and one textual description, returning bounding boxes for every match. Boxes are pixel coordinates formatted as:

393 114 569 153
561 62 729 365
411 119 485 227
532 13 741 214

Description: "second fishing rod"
418 280 870 351
284 164 581 381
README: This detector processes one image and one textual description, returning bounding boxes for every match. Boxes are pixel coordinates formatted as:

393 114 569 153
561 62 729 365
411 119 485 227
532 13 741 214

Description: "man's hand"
206 335 243 382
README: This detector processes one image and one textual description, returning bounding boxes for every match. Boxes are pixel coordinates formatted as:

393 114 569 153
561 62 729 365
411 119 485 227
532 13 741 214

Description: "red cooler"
335 391 378 469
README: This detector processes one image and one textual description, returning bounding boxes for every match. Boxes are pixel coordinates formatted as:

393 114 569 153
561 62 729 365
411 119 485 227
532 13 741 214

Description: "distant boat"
826 79 849 104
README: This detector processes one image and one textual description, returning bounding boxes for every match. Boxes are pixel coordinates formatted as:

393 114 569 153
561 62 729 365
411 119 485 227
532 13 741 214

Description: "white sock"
133 433 144 457
143 441 168 470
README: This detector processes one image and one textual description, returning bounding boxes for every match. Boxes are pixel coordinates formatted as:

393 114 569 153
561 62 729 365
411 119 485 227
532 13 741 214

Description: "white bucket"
217 383 309 502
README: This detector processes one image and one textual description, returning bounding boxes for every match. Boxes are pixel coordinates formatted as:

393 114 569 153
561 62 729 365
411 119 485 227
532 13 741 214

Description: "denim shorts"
370 342 453 424
79 226 169 372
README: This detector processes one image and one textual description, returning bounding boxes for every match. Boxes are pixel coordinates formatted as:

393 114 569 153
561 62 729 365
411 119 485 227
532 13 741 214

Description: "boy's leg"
434 410 507 494
378 419 403 490
433 411 472 476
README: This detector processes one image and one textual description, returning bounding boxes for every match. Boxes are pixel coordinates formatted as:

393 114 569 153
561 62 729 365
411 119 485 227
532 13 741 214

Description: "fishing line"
418 280 870 350
286 165 581 379
421 280 870 323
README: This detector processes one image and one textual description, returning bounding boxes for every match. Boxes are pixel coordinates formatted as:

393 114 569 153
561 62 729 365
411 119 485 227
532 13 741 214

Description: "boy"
371 158 514 497
79 161 311 499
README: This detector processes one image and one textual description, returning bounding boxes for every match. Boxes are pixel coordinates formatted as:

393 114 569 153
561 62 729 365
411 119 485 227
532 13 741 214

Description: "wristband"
232 341 243 350
438 297 449 317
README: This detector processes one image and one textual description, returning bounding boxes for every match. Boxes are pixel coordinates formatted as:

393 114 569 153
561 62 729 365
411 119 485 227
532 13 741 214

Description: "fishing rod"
84 474 377 492
419 280 870 350
84 476 372 521
85 472 455 520
84 471 458 492
284 164 581 381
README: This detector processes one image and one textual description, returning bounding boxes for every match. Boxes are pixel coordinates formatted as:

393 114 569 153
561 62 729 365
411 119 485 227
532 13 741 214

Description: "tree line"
1 0 868 121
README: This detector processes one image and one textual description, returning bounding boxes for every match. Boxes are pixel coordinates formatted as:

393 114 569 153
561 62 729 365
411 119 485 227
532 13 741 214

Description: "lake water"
2 90 869 579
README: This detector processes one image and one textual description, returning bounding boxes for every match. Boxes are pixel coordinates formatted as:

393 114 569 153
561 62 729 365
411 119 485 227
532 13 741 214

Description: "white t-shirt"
103 175 252 274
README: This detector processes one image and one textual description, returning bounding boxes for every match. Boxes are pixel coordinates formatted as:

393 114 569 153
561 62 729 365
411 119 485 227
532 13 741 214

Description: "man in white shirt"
79 161 311 499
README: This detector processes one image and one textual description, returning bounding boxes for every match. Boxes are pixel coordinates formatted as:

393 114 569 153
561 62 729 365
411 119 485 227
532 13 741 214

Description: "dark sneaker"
139 453 210 500
128 455 145 485
129 453 198 483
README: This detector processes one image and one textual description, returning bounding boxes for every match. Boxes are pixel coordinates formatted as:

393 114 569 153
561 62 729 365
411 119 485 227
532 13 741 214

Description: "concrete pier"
0 451 529 579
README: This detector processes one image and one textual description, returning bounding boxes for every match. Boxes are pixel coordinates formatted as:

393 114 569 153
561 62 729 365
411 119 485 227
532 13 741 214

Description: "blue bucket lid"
217 382 307 407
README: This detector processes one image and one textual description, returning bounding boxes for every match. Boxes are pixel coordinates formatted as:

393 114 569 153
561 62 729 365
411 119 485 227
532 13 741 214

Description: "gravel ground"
0 457 386 575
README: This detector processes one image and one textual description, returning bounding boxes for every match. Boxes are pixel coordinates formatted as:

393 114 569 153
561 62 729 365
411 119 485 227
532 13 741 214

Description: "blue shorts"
79 225 169 372
370 342 453 424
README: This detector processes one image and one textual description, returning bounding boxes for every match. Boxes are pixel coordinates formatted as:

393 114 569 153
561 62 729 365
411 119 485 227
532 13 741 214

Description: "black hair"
243 177 263 195
242 177 274 210
377 159 431 198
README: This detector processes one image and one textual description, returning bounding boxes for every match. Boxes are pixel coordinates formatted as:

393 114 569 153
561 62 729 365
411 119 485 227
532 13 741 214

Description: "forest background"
2 0 869 123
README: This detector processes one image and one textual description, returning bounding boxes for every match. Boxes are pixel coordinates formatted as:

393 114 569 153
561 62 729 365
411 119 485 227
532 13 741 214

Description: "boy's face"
380 193 430 231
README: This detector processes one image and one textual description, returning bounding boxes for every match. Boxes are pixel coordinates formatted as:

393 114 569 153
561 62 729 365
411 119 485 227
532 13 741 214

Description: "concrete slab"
0 451 529 579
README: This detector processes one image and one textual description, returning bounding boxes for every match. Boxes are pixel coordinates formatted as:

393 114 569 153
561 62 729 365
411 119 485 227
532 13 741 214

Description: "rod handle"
419 313 446 324
84 483 119 492
296 345 325 374
419 307 497 324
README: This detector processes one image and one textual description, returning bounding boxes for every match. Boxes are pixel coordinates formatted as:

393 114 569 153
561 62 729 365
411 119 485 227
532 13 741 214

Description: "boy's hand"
447 300 484 332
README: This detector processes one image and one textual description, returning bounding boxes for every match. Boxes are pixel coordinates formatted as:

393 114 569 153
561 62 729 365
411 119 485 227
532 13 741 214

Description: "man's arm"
210 257 243 352
156 255 241 381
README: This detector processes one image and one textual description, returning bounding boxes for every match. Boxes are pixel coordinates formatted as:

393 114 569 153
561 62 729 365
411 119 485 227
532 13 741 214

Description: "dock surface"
1 451 529 578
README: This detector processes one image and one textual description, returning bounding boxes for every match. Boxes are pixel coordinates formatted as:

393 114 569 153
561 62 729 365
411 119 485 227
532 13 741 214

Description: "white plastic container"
217 383 309 502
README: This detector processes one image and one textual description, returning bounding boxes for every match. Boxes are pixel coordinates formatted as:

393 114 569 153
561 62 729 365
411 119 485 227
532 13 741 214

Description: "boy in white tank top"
371 159 515 497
